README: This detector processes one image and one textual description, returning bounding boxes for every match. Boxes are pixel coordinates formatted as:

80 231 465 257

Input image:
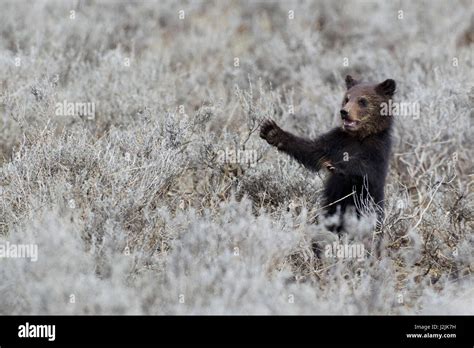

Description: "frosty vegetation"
0 0 472 314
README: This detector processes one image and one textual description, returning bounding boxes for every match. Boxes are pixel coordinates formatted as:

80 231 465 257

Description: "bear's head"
340 75 396 137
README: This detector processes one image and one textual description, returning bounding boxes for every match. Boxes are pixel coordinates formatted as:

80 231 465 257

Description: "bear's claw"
260 119 283 146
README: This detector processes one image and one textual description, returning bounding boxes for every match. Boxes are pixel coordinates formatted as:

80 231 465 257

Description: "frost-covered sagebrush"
0 0 472 314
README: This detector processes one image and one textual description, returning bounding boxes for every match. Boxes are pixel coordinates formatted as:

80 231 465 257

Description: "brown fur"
260 75 396 230
341 76 395 139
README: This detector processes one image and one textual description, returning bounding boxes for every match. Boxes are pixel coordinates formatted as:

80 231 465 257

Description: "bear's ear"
375 79 396 96
345 75 359 89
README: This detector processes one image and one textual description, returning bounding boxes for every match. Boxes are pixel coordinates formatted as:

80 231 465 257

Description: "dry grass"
0 0 472 314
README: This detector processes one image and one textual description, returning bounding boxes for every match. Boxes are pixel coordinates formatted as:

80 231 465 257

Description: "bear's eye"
358 98 368 107
343 96 349 104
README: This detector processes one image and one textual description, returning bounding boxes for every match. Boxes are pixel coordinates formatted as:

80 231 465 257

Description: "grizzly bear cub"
260 75 395 231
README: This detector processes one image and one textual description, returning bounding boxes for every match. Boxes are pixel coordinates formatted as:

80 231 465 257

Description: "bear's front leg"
322 160 337 172
260 119 325 171
259 119 289 150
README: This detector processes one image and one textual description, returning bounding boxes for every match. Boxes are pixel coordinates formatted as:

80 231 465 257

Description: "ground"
0 0 472 314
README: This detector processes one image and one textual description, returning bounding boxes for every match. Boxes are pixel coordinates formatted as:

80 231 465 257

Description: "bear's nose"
340 109 349 119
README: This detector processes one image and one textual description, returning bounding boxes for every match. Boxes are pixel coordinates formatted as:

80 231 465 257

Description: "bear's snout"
340 109 349 119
